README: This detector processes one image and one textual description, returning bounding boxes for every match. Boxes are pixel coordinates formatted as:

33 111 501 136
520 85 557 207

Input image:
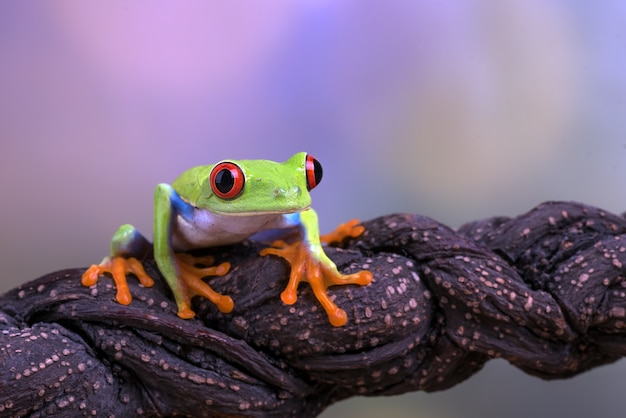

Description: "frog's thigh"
110 224 152 259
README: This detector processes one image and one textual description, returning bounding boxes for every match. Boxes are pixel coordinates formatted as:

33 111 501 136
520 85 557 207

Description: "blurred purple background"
2 2 626 417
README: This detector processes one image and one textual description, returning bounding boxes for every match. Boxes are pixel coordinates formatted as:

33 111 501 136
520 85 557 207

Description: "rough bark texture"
2 201 626 417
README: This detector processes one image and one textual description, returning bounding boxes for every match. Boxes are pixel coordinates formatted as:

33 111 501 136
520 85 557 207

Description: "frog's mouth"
208 206 310 217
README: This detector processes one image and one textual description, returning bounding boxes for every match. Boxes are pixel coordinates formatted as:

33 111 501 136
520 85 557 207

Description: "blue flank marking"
282 212 302 227
249 212 302 244
112 226 151 258
169 187 195 222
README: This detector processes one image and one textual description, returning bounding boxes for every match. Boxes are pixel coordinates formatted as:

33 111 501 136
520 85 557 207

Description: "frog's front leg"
260 209 373 326
153 184 233 319
82 225 155 305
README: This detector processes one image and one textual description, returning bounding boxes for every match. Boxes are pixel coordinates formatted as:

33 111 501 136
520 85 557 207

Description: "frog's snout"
274 186 302 199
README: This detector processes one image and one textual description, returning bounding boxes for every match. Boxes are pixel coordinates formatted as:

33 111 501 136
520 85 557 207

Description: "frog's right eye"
305 154 323 191
210 162 245 199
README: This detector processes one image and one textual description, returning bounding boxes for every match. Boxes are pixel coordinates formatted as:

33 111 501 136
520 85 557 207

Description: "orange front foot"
321 219 365 245
261 240 372 326
82 254 233 318
173 254 233 318
82 256 155 305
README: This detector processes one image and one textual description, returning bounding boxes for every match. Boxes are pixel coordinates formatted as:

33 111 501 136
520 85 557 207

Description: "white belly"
171 208 286 251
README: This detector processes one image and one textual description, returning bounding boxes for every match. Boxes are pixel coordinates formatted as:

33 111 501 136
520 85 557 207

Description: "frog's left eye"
210 162 245 199
305 154 323 191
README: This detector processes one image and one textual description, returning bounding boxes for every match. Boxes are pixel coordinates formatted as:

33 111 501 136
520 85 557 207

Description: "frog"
81 152 373 326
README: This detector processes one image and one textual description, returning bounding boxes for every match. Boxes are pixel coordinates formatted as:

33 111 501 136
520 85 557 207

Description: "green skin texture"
106 152 334 316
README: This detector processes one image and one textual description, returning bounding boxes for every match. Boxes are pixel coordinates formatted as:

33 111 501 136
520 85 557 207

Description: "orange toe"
261 239 371 326
174 254 234 314
321 219 365 245
81 256 154 305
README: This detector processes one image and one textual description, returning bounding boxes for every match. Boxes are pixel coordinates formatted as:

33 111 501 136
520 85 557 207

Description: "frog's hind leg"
82 224 155 305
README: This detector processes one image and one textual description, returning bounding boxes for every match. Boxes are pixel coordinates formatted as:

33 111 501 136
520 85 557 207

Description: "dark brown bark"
2 201 626 417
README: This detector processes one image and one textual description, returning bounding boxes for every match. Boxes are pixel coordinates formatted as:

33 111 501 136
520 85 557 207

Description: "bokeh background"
2 2 626 417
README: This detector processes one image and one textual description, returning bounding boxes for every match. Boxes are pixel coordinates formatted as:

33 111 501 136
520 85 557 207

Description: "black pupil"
312 158 323 185
214 168 235 194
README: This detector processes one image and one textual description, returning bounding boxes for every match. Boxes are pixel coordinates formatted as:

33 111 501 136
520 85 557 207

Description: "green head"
172 152 323 215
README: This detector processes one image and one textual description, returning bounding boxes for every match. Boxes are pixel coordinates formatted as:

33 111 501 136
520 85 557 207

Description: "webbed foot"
260 239 372 326
172 254 233 318
320 218 365 245
82 256 155 305
82 254 233 318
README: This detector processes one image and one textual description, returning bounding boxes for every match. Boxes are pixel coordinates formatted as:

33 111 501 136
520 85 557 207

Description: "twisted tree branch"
2 201 626 417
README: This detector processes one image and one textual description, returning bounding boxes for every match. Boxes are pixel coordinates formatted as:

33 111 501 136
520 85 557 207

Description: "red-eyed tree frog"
82 152 372 326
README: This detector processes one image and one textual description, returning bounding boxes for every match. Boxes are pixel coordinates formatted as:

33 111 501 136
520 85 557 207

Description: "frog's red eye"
210 162 245 199
305 154 323 191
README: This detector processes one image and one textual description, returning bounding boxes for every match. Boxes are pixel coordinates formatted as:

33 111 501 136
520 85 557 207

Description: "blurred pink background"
2 2 626 417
